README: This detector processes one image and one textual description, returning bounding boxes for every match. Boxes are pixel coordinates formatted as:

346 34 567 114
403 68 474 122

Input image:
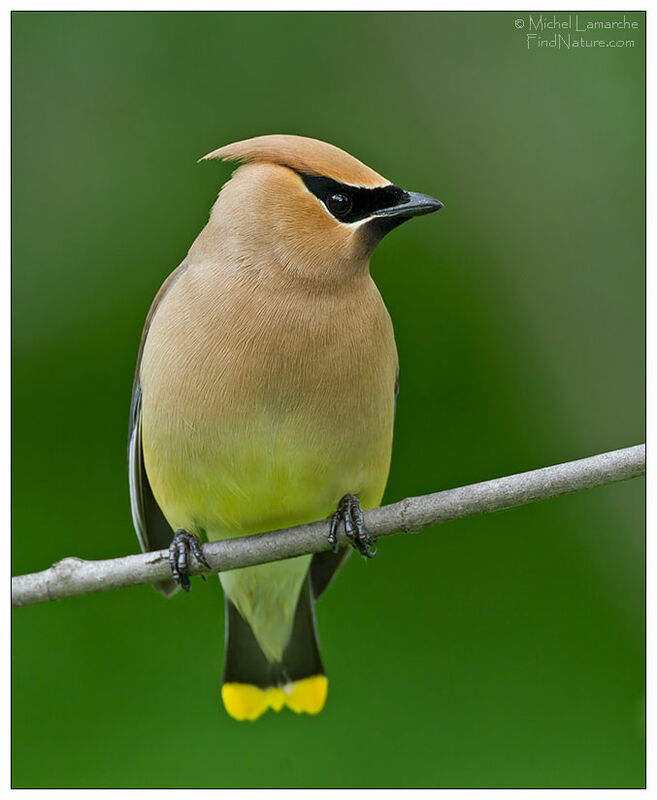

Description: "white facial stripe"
316 198 376 228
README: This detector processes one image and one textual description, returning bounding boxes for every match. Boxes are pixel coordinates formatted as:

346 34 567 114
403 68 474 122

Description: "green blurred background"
12 11 644 788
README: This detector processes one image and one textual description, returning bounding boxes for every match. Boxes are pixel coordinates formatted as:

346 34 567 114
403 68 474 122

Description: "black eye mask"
299 174 410 224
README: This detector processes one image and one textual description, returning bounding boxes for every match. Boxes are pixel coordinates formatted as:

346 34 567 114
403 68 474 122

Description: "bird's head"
200 135 442 286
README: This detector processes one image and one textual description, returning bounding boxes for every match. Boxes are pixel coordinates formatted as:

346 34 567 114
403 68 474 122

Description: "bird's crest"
201 134 388 188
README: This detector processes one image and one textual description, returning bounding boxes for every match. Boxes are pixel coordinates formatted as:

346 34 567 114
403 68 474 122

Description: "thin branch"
12 444 645 608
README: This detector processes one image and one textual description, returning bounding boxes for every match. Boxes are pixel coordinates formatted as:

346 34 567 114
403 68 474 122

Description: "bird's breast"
139 265 398 538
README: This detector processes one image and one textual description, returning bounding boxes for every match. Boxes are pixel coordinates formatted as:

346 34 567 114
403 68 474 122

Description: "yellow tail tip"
221 675 328 721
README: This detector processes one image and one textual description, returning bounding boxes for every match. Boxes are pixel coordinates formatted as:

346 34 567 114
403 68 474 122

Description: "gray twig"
12 444 645 608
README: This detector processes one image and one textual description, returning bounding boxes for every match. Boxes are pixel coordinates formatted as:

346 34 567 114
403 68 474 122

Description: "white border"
5 4 648 797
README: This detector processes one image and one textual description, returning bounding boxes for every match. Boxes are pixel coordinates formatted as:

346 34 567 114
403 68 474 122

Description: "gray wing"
128 265 189 596
310 547 352 600
128 378 178 597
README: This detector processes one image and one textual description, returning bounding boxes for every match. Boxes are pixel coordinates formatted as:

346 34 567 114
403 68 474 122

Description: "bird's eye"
326 192 353 218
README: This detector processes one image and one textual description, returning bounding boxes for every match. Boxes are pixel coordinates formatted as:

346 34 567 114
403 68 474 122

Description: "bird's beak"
373 191 444 220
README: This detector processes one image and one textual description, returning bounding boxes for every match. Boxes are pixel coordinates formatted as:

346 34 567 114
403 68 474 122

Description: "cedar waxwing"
128 135 442 721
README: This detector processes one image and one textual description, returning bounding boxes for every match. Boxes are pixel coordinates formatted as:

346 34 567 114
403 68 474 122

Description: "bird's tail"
221 575 328 721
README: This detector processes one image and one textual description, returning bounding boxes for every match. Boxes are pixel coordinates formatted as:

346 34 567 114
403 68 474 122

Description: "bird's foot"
328 494 377 558
168 529 211 592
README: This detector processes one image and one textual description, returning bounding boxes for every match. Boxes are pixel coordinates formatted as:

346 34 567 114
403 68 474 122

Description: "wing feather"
128 381 179 596
127 262 189 596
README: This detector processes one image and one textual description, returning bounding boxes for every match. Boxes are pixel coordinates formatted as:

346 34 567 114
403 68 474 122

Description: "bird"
128 134 442 721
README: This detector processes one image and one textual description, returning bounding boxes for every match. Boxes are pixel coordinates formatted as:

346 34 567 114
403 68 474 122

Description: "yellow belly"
141 373 394 661
141 398 393 540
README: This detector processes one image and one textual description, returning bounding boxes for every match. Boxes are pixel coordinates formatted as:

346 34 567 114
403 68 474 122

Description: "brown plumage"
128 134 442 720
202 133 387 187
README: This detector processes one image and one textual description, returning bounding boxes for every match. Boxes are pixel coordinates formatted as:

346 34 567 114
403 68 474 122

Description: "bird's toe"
168 530 208 592
329 494 377 558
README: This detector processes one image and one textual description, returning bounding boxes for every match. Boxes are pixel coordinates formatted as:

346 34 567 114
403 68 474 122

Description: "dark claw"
168 530 210 592
328 513 341 554
329 494 377 559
